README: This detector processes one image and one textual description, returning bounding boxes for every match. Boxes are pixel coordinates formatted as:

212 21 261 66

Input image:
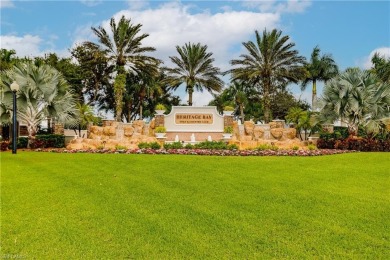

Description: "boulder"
284 128 296 140
269 122 278 129
253 126 265 140
244 121 255 136
124 126 135 137
89 126 103 135
103 126 116 136
133 120 145 135
270 128 283 140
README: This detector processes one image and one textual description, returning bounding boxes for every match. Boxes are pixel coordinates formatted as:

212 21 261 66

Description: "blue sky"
1 0 389 106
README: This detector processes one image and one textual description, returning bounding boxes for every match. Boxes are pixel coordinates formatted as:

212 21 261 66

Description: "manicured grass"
1 152 389 258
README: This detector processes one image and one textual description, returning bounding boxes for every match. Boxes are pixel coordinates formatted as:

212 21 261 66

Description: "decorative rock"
103 126 116 136
244 121 255 136
270 128 283 140
253 126 265 140
269 122 278 129
89 126 103 135
133 120 145 135
124 126 134 137
240 135 253 141
284 128 296 139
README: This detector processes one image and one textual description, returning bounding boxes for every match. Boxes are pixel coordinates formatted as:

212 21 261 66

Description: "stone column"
224 115 233 128
155 115 165 127
54 123 64 135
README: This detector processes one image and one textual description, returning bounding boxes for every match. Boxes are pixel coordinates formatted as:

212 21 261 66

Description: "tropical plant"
0 49 17 71
226 81 253 123
70 103 97 137
163 42 223 106
0 62 77 147
224 126 233 134
90 15 159 121
155 126 166 133
155 104 166 111
301 46 339 109
229 29 305 123
370 52 390 83
319 68 390 135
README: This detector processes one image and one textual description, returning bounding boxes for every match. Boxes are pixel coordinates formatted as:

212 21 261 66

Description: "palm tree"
90 15 159 121
371 52 390 83
0 62 77 147
227 81 252 124
301 46 338 109
229 29 305 123
163 42 223 106
319 68 390 135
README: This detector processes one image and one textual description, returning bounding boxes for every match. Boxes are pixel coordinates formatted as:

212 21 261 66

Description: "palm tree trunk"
263 82 271 123
239 104 245 124
114 72 126 122
312 80 317 110
188 87 193 106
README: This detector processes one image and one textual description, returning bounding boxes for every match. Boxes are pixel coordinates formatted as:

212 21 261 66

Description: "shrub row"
162 141 239 150
318 137 390 152
0 135 65 151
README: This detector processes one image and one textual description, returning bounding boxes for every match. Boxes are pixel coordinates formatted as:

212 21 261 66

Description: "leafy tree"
35 53 85 103
301 46 339 109
69 103 98 137
270 90 310 120
71 43 114 105
226 81 254 123
285 107 319 140
0 49 17 71
163 42 223 106
229 29 305 123
0 63 77 147
90 15 159 121
319 68 390 135
370 53 390 83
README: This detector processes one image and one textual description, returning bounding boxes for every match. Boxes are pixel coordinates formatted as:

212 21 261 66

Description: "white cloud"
0 0 14 8
80 0 102 7
242 0 311 14
362 47 390 69
0 35 42 57
73 2 280 104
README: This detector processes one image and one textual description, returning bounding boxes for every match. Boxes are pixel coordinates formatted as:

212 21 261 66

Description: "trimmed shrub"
164 142 183 149
138 142 161 150
30 134 65 148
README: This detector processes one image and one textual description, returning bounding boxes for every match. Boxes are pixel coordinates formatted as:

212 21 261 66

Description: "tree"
226 81 252 123
370 53 390 83
71 103 97 137
0 49 17 71
229 29 305 123
90 15 159 121
0 63 77 147
319 68 390 135
301 46 339 109
35 53 85 103
163 42 223 106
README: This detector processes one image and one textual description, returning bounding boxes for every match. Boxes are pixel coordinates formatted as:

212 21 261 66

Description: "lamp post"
10 81 19 154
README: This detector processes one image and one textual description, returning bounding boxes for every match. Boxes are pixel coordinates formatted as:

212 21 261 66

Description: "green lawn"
1 152 389 259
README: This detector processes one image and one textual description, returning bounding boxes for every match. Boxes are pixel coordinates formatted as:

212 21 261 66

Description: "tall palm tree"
301 46 338 109
90 15 159 121
229 29 305 123
0 62 77 147
163 42 223 106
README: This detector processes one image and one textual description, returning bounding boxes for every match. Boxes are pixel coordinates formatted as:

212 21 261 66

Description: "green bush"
224 126 233 134
164 142 183 149
150 142 161 150
307 144 317 150
155 104 166 110
255 144 279 151
30 135 65 148
115 145 127 150
184 143 194 149
17 137 28 148
194 141 229 150
227 144 239 150
138 142 161 150
292 145 299 151
155 126 166 133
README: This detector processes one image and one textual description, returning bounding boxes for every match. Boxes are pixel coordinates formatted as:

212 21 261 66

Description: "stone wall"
67 120 157 150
